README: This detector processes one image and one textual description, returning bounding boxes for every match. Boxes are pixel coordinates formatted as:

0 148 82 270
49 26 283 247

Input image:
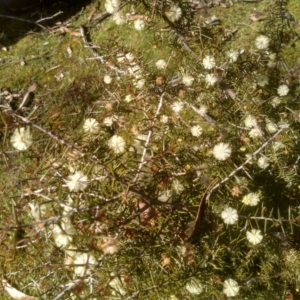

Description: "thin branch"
0 14 48 31
162 15 194 53
11 112 184 207
206 125 288 201
80 26 127 74
132 93 164 183
36 11 63 23
52 280 82 300
188 103 217 125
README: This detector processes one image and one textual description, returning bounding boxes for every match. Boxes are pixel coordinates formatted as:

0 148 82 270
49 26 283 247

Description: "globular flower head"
266 120 278 133
205 73 218 86
112 12 127 25
105 0 120 14
98 237 120 255
249 128 262 139
191 125 203 137
73 252 97 277
244 115 257 128
171 101 184 114
134 19 145 31
277 84 289 96
83 118 100 135
158 189 172 202
65 171 89 192
271 96 282 107
242 192 260 206
104 75 113 84
124 94 133 103
182 73 194 87
28 202 47 221
103 115 118 127
255 35 270 50
108 135 126 154
133 78 146 89
171 179 184 195
155 59 167 70
202 55 216 69
11 127 32 151
257 156 270 169
213 143 232 161
227 50 239 63
165 4 182 22
223 278 240 297
221 207 238 225
246 229 263 245
109 277 127 296
197 105 208 116
185 278 203 295
160 115 169 124
51 222 75 248
125 52 135 62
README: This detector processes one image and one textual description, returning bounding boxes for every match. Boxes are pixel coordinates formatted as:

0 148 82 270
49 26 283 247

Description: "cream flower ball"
182 74 194 87
249 128 262 139
227 50 239 63
108 135 126 154
83 118 100 134
51 223 74 248
109 277 127 296
191 125 203 137
165 4 182 22
242 192 260 206
134 19 145 31
73 252 97 277
203 55 216 69
257 156 270 169
277 84 289 96
171 101 184 114
11 127 32 151
65 171 89 192
185 278 203 295
28 202 47 221
205 73 218 86
112 12 127 25
244 114 257 128
255 35 270 50
221 207 238 225
105 0 119 14
246 229 263 245
155 59 167 70
213 143 232 161
103 75 113 84
223 278 240 297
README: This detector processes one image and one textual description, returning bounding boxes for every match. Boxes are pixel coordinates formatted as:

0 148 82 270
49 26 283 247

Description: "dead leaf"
66 46 72 57
128 15 149 21
18 82 37 110
250 13 266 22
231 186 242 197
55 26 81 37
88 6 97 22
161 254 171 266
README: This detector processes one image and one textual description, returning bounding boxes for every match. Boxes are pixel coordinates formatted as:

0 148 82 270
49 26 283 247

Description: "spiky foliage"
0 0 300 299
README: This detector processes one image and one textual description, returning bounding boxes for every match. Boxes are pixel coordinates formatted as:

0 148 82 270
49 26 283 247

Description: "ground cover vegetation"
1 0 300 299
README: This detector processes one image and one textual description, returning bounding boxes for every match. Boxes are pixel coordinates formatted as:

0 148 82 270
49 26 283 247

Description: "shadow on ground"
0 0 92 47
